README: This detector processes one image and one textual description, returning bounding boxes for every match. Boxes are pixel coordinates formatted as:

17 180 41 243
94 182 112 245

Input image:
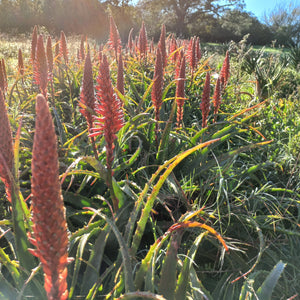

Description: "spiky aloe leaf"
130 138 220 256
158 229 184 299
174 232 207 300
80 225 110 295
84 208 135 293
117 292 167 299
0 272 19 300
256 260 286 300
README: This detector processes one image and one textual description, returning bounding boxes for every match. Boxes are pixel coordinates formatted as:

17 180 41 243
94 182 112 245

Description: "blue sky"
243 0 297 20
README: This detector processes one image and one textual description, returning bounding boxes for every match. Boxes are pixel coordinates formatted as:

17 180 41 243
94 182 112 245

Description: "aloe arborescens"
30 94 69 300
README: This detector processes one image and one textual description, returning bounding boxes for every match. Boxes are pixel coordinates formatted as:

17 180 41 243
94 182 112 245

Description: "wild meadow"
0 17 300 299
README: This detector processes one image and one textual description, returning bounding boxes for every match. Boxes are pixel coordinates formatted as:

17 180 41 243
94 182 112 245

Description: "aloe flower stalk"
195 36 201 62
90 55 124 211
46 36 53 76
79 35 85 61
151 48 164 143
79 50 98 159
0 60 7 93
138 21 148 59
175 55 186 128
200 72 211 128
29 94 69 300
220 50 230 90
0 89 14 202
59 31 68 64
158 24 167 68
108 15 122 60
169 35 178 63
187 37 196 80
18 48 24 76
213 77 221 122
1 59 7 92
34 35 48 97
127 28 134 55
117 53 124 97
31 25 38 63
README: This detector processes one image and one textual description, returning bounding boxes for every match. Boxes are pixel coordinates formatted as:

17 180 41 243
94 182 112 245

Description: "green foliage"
0 29 299 300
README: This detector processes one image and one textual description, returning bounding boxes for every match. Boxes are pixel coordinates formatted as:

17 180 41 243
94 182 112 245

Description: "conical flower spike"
30 94 69 300
108 15 122 60
158 24 167 68
34 35 48 97
91 55 124 171
200 72 211 128
176 55 186 128
138 21 148 59
59 31 69 64
0 89 14 202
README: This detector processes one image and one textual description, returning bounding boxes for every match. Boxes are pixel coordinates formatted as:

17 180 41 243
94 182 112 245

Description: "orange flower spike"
18 49 24 76
59 31 69 64
46 36 53 76
79 35 85 61
158 24 167 68
220 50 230 90
31 94 69 300
0 89 14 202
108 15 122 60
200 72 211 128
0 60 6 93
127 28 134 55
138 21 148 58
80 50 95 131
117 53 124 97
91 55 124 170
151 48 164 124
31 25 38 63
176 55 186 128
34 35 48 97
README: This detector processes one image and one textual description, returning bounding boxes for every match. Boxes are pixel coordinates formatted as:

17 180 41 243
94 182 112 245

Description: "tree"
263 1 300 45
137 0 245 37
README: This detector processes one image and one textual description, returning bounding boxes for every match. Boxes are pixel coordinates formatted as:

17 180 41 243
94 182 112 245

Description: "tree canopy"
0 0 298 46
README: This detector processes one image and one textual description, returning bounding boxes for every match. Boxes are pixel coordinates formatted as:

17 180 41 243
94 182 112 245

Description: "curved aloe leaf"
256 260 286 300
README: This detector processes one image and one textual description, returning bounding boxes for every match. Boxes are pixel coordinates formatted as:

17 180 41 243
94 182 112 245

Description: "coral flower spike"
30 94 69 300
0 89 14 202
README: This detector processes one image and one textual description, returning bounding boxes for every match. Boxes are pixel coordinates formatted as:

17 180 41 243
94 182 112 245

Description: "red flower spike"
46 36 53 76
138 21 148 58
151 48 164 124
34 35 48 97
169 35 178 63
18 49 24 76
213 77 221 122
220 51 230 90
59 31 68 64
117 53 124 97
0 89 14 202
91 55 124 170
187 37 196 73
31 25 38 63
31 94 69 300
0 60 6 93
108 15 122 60
80 50 95 131
127 28 134 54
1 59 7 92
200 72 211 128
80 35 85 61
158 24 167 68
176 55 186 128
55 40 59 61
195 37 201 62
